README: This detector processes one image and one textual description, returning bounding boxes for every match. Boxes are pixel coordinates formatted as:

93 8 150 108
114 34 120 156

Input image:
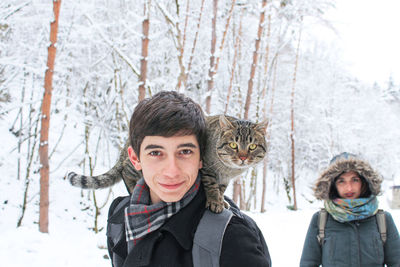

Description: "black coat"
107 184 271 267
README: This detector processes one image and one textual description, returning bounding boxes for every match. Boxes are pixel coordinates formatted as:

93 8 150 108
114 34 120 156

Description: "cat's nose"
239 156 247 161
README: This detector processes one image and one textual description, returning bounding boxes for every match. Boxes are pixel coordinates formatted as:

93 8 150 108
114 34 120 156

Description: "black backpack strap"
376 209 387 244
107 196 130 267
317 208 328 245
192 208 233 267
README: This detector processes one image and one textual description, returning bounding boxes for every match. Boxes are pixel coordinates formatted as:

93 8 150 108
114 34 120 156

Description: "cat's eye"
249 144 257 150
229 142 238 149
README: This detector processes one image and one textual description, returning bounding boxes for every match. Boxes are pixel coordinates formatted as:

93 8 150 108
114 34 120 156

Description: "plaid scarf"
124 175 201 252
324 195 378 223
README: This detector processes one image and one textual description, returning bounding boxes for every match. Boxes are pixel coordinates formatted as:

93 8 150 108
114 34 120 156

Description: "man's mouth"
159 181 185 190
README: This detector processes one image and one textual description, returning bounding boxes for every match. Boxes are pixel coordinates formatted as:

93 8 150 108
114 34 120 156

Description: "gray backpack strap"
192 208 233 267
317 208 328 245
376 209 387 244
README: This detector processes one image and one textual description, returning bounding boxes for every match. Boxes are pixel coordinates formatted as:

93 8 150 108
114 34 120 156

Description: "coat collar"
109 183 206 266
160 183 206 249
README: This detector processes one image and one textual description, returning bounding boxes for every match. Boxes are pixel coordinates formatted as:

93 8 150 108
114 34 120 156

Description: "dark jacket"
300 210 400 267
107 184 271 267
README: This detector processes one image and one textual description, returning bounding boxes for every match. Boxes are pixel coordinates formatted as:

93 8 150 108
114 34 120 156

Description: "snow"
1 172 399 267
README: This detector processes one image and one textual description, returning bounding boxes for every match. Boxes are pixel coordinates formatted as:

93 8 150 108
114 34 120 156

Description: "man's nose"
163 157 181 177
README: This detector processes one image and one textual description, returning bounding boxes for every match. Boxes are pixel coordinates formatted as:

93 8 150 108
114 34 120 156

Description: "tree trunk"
232 178 241 204
231 10 245 205
243 0 267 119
290 19 303 211
214 0 236 74
260 11 272 213
234 0 267 208
156 1 186 93
138 1 150 101
260 58 277 213
18 109 40 227
182 0 191 51
175 0 190 92
205 0 218 113
225 9 243 114
186 0 205 87
39 0 61 233
260 159 268 212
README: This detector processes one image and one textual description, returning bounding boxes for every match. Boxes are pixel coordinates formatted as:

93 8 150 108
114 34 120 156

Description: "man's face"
128 135 202 204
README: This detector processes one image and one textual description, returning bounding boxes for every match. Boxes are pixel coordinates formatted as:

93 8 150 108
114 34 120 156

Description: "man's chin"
160 195 184 203
157 189 187 203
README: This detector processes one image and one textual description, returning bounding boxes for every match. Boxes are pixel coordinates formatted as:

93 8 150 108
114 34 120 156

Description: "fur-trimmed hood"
314 153 383 200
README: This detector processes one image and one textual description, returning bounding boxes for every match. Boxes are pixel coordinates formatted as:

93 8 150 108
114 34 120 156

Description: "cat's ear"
128 146 142 171
255 118 269 134
219 114 234 130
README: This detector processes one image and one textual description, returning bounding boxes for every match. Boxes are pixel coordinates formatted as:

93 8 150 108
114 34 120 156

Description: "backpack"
107 196 234 267
317 208 387 245
192 208 233 267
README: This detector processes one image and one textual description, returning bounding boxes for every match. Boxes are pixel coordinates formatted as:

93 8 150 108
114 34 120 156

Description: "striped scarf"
324 195 378 223
124 175 200 252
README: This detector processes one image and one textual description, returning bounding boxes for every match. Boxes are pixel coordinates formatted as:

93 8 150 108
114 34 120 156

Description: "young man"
107 91 271 267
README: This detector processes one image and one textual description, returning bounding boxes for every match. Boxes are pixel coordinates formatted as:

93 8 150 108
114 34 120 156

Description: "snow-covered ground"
1 175 399 267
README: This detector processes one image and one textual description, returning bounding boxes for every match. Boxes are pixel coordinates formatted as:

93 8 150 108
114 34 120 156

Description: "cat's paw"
206 199 225 213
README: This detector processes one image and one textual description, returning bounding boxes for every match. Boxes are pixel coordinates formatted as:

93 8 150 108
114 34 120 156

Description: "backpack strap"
192 208 233 267
316 208 387 245
107 196 131 267
317 208 328 246
376 209 387 244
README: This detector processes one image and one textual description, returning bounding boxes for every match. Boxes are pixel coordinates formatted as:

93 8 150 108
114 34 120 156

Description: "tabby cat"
68 114 268 213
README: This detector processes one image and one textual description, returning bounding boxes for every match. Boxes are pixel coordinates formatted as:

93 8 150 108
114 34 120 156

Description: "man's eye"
352 177 361 182
180 149 193 155
149 151 161 156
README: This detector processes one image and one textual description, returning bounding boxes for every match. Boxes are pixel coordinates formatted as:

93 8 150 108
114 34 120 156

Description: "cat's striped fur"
68 114 268 212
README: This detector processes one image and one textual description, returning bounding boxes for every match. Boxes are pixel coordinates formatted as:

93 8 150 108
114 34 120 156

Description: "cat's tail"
67 141 130 190
67 164 123 190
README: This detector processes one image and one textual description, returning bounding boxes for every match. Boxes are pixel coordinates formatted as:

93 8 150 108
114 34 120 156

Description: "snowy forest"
1 0 400 266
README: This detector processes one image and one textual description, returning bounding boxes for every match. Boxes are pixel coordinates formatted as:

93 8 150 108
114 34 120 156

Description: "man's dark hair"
329 174 372 199
129 91 207 159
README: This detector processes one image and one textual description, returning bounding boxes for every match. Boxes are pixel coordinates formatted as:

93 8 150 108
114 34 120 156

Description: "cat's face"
216 116 267 169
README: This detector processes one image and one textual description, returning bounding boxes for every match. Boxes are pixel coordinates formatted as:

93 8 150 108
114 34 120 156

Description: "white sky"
330 0 400 85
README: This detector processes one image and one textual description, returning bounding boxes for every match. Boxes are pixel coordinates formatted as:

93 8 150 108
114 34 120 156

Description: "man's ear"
128 146 142 171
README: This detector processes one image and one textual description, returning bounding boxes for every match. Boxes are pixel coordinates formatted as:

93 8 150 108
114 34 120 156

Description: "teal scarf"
324 195 378 223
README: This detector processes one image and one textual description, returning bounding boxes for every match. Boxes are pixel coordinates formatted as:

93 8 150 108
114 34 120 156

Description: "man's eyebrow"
178 143 197 148
144 143 197 150
144 144 164 150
